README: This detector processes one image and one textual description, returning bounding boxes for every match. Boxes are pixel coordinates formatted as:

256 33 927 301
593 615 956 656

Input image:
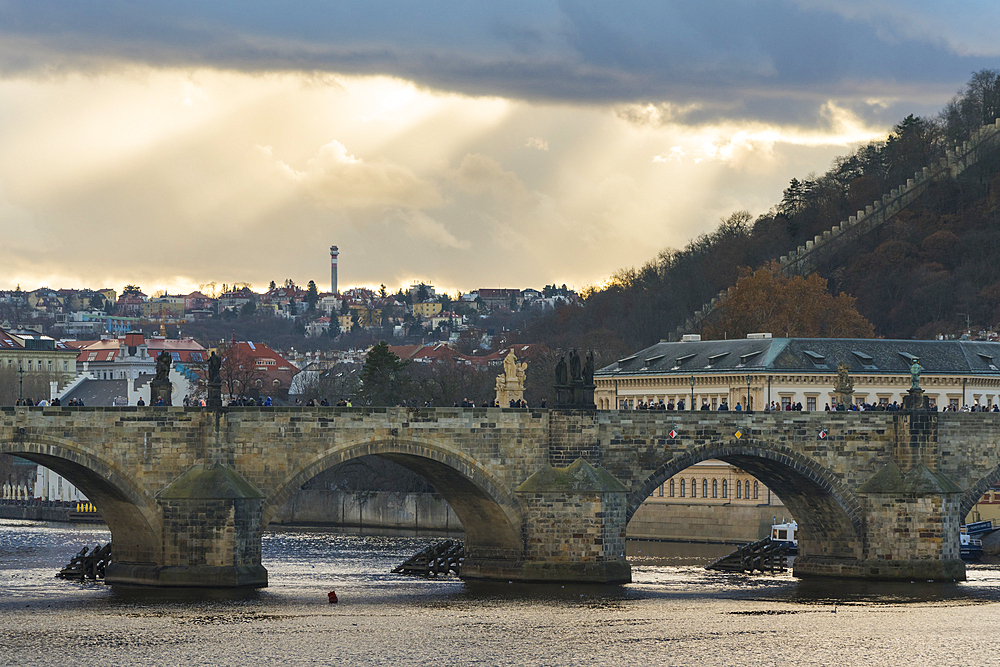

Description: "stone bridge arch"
0 436 162 566
962 465 1000 520
268 436 524 566
630 442 865 561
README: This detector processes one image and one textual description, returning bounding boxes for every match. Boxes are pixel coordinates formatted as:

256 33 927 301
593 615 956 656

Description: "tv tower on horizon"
330 245 339 295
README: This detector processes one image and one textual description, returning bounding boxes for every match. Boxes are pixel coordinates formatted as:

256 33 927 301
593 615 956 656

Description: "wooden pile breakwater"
57 543 111 581
706 537 789 573
392 540 464 577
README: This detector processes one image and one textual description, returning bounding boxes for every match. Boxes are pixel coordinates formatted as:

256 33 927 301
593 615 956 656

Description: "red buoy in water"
328 590 338 604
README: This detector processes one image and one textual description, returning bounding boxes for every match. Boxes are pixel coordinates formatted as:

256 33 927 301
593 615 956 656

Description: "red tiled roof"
73 336 208 364
387 342 491 366
0 331 18 349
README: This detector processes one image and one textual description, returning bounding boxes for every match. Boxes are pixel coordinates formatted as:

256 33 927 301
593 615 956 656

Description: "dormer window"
645 354 665 365
852 350 877 370
706 352 729 366
803 350 827 369
978 353 999 371
674 353 696 366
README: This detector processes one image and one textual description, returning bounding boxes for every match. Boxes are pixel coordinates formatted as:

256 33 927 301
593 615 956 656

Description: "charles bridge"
3 405 1000 587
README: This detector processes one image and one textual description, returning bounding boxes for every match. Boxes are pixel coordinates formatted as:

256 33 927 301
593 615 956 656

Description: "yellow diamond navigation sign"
734 430 743 439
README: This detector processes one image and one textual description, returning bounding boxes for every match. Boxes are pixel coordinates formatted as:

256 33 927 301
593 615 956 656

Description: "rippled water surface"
4 520 1000 666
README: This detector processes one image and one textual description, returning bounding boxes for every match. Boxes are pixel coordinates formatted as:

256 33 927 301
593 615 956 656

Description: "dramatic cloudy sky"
1 1 997 295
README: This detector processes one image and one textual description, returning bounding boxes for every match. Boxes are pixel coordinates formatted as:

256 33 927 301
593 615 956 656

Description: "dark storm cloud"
0 1 994 125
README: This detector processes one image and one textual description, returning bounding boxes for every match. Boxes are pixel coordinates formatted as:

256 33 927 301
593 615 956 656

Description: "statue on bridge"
150 350 173 406
208 351 222 384
155 350 172 382
495 349 527 407
554 348 596 410
833 362 854 408
206 351 223 408
903 357 929 410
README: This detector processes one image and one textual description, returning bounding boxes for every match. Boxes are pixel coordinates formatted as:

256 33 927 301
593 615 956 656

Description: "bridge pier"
105 463 268 588
458 458 631 584
794 459 966 582
512 458 631 584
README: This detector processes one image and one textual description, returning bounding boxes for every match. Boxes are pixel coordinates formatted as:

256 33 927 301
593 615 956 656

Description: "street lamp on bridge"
689 375 695 411
17 363 24 402
746 374 752 411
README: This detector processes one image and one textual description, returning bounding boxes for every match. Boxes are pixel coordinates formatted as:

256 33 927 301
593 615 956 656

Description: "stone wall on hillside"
676 118 1000 339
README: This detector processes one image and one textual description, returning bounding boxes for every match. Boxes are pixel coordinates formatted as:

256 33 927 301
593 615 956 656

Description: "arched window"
702 479 708 498
712 479 718 498
658 483 664 497
669 479 675 497
692 478 697 498
736 480 742 499
680 479 685 497
721 480 728 498
753 480 759 499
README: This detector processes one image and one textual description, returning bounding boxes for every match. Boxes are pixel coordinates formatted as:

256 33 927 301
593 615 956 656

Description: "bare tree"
216 341 267 400
297 362 361 404
0 367 59 406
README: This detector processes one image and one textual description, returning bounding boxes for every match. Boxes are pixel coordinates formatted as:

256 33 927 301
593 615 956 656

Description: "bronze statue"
208 351 222 384
583 351 595 385
155 350 172 381
570 349 581 383
555 355 568 385
910 358 921 390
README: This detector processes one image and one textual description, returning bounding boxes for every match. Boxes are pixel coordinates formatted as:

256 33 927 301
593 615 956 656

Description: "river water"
3 519 1000 666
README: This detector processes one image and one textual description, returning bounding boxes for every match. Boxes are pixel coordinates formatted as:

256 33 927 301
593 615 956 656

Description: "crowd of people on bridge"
624 398 1000 412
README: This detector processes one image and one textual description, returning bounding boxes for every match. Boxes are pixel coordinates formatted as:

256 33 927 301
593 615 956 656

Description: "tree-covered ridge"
531 70 1000 352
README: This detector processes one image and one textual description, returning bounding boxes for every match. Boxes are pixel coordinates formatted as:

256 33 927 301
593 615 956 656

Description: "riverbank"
4 493 781 543
0 500 96 522
628 501 779 543
272 490 464 531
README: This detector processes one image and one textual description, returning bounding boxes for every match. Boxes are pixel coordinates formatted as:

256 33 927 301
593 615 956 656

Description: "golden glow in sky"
0 2 994 295
0 69 891 295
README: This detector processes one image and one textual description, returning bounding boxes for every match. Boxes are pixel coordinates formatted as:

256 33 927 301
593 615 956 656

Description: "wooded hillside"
525 70 1000 357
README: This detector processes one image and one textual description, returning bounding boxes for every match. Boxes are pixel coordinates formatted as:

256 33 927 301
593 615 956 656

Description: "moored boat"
770 519 797 554
960 520 992 561
960 532 984 561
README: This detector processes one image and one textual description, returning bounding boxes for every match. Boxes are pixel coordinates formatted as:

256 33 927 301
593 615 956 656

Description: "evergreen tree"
306 280 319 313
359 341 410 406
